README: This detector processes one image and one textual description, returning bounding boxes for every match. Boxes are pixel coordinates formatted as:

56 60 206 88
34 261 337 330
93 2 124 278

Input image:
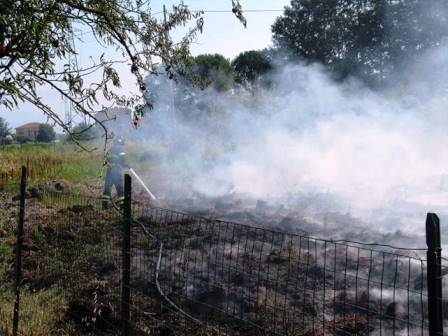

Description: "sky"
0 0 290 129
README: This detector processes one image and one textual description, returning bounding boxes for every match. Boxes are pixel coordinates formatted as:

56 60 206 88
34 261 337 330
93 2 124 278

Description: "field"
0 142 103 188
0 143 441 336
0 143 103 334
0 141 188 335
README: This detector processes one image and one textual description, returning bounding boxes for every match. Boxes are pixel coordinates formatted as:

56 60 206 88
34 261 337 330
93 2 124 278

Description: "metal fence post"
426 213 443 336
13 166 27 336
121 174 132 336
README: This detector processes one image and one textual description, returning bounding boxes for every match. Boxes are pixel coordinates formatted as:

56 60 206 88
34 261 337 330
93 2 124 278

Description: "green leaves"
232 0 247 28
36 124 56 143
0 0 205 142
232 50 272 85
63 72 84 94
105 66 120 87
0 116 11 140
272 0 448 86
182 54 234 91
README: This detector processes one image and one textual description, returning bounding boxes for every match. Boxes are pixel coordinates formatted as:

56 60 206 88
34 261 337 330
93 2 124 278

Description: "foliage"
182 54 234 91
0 117 11 145
272 0 448 86
0 116 10 141
0 0 205 143
0 1 249 145
36 124 56 142
231 0 247 27
15 135 30 144
232 50 272 86
31 224 45 243
70 121 101 141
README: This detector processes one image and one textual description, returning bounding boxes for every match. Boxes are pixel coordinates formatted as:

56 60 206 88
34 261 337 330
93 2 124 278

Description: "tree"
70 121 101 141
0 116 10 140
232 50 272 86
0 1 205 147
15 135 30 144
272 0 381 82
183 54 234 91
0 1 248 146
379 0 448 78
272 0 448 86
36 124 56 142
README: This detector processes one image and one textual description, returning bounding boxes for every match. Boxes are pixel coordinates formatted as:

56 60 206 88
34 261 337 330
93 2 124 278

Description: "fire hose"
128 168 157 201
109 179 203 325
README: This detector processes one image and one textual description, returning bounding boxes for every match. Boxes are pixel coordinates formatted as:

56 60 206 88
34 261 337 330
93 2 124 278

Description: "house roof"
16 122 42 130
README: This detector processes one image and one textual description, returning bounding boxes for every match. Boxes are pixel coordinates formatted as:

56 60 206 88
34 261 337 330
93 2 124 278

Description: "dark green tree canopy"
0 116 10 140
182 54 234 91
232 50 272 85
36 124 56 142
272 0 448 86
70 121 101 141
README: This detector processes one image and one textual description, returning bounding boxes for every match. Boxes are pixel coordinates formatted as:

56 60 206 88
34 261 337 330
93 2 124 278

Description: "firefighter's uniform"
103 138 127 209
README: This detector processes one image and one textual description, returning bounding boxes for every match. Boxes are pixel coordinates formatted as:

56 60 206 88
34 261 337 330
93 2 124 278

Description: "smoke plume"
131 42 448 239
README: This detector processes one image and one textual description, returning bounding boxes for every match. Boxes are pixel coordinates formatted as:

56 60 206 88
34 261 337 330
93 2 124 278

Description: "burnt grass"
130 211 429 335
0 190 434 335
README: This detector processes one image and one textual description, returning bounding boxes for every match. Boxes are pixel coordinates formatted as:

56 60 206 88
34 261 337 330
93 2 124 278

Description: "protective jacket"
103 144 128 208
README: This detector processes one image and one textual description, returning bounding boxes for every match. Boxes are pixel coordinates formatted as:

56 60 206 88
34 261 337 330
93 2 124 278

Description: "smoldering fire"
103 42 448 248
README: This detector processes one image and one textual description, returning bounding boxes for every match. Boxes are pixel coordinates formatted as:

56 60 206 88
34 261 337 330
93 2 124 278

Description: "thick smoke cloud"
135 43 448 238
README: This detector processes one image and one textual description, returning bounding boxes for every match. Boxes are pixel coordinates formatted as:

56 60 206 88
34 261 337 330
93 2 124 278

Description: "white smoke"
135 43 448 235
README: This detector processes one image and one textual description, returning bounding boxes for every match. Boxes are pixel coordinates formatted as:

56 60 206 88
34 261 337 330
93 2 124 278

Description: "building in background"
15 122 42 141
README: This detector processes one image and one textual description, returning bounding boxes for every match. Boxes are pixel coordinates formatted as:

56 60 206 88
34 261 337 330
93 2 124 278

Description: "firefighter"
102 136 128 209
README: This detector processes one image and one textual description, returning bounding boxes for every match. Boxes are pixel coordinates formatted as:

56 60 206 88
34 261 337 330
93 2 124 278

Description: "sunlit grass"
0 286 74 336
0 142 103 188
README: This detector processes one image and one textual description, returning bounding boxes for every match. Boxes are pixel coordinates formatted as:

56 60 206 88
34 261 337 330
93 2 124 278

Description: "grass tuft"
0 286 74 336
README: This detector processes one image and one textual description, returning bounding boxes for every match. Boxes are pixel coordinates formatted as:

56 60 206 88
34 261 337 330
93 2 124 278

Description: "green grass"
0 142 123 335
0 286 74 336
0 193 120 335
0 142 103 187
0 240 13 279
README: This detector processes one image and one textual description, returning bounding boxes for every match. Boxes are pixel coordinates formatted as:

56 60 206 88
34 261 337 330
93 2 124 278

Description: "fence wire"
127 205 433 336
1 188 446 335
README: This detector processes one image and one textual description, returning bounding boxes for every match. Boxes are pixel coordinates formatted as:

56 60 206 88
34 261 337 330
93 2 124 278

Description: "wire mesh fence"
130 205 436 336
0 171 20 192
0 188 124 335
1 172 447 335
